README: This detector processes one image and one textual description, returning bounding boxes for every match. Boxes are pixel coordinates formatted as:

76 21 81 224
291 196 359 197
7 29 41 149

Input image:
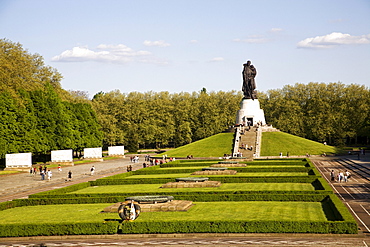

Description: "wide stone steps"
238 127 257 159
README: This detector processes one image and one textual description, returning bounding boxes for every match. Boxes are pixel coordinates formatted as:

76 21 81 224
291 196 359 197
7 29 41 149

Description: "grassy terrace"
0 156 356 236
71 183 317 194
157 133 234 157
0 202 327 224
261 132 339 156
123 172 310 179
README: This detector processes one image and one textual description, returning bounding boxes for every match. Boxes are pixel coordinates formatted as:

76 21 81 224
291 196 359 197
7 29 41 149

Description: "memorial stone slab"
5 152 32 170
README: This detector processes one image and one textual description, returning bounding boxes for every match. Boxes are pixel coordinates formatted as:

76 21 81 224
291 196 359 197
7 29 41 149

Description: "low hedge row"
24 194 330 204
90 176 318 186
133 167 312 175
160 160 309 168
95 176 320 185
28 178 331 199
119 219 356 234
0 221 118 237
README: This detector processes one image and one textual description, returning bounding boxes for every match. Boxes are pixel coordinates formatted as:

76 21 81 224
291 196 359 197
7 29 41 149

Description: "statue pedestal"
236 99 266 126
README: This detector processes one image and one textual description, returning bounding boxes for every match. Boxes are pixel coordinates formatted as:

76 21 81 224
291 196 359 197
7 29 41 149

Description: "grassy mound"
261 132 339 156
158 133 234 158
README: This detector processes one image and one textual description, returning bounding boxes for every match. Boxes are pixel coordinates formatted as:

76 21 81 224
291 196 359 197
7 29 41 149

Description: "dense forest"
1 39 369 161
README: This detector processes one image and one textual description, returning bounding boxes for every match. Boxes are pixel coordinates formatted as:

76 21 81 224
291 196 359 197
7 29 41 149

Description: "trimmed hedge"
160 161 309 168
120 219 356 234
0 222 118 237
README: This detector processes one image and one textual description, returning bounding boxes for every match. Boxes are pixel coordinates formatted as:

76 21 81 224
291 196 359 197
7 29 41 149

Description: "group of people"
330 169 351 183
130 156 140 163
142 156 176 168
240 143 253 151
30 164 73 182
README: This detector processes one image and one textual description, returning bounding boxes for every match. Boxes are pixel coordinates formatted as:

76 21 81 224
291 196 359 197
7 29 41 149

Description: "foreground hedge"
0 221 118 237
119 219 356 234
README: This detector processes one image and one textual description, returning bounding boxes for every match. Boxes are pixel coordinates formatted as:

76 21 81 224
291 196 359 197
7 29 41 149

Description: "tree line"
91 89 241 151
259 82 370 146
1 38 369 162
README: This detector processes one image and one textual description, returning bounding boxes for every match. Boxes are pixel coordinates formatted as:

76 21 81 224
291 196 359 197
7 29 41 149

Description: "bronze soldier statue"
242 60 257 100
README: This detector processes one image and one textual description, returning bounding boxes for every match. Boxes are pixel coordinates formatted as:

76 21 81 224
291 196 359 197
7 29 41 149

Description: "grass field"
0 171 22 176
0 204 114 224
124 172 309 179
0 202 327 224
157 133 234 157
261 132 339 156
137 201 327 222
70 183 316 194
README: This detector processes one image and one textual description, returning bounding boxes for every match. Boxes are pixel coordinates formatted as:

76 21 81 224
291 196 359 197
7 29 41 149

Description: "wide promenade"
0 154 369 246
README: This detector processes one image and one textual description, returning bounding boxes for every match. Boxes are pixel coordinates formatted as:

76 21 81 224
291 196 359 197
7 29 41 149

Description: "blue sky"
1 0 369 97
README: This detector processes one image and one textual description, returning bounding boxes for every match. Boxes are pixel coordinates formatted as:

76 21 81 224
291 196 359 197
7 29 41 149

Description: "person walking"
330 170 335 182
338 171 344 183
47 170 52 181
344 170 351 182
90 166 95 176
67 170 72 181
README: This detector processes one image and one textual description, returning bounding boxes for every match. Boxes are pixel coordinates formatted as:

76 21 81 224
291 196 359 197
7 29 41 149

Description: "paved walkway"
0 155 147 202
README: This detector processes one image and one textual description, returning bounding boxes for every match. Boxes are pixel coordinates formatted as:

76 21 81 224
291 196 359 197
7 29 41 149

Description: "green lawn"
131 201 327 222
0 202 327 224
125 172 309 179
261 132 339 156
71 183 315 194
0 170 23 175
0 204 114 224
157 133 234 157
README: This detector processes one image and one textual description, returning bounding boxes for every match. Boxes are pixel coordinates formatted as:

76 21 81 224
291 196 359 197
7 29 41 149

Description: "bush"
0 222 118 237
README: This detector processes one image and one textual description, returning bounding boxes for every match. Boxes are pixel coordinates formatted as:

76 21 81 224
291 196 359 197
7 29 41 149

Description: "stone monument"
236 60 266 126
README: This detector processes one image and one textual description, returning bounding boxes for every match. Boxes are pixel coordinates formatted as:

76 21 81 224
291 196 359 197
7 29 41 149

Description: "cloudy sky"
1 0 369 97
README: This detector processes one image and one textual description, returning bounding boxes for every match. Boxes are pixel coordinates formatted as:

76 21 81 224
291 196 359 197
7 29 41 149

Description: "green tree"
0 39 63 99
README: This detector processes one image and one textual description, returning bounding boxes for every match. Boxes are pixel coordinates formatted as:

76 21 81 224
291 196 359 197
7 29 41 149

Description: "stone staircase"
238 127 258 160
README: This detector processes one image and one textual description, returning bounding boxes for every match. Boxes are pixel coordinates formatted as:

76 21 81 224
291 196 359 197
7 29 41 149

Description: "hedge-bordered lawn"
70 183 316 194
135 201 327 222
124 172 310 179
0 202 326 224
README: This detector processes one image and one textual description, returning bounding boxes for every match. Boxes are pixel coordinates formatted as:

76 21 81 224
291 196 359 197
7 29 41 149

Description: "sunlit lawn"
0 202 327 224
158 133 234 158
125 172 309 179
0 204 114 224
0 171 23 176
261 132 338 156
70 183 315 194
160 165 306 169
132 201 327 222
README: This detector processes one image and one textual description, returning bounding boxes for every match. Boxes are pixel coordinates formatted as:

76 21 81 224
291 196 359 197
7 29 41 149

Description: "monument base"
236 98 266 126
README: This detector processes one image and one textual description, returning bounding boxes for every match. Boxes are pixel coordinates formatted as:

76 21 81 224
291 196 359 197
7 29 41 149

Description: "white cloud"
51 44 154 64
143 40 170 47
297 32 370 49
233 37 269 44
209 57 224 62
270 28 283 33
190 39 198 44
